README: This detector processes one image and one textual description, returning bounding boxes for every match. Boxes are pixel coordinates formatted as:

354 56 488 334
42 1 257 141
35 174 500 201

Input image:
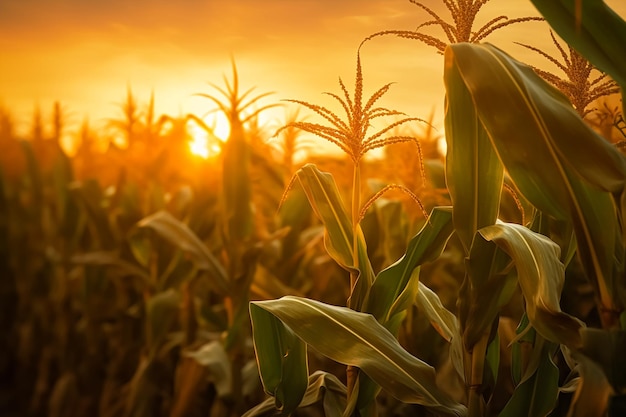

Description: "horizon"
2 0 625 153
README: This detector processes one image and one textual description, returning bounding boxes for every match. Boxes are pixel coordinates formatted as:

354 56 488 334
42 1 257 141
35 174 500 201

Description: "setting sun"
187 113 230 159
187 120 224 159
188 133 210 159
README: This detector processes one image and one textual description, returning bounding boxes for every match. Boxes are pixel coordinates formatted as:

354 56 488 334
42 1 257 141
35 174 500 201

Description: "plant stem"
346 160 361 405
351 161 361 284
467 332 489 417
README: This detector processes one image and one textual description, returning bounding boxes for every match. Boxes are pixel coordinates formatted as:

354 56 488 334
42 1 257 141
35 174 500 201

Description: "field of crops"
2 1 626 417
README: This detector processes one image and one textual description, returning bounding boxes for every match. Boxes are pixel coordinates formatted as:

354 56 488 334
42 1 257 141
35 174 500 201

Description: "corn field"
1 1 626 417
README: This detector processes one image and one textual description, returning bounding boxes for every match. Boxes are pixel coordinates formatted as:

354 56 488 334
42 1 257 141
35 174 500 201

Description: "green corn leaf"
444 53 503 253
308 371 348 417
479 222 584 348
386 267 422 334
485 333 500 391
366 206 454 326
445 42 625 324
278 182 313 261
530 0 626 90
185 340 232 397
511 314 533 386
415 281 458 343
445 43 625 196
129 231 152 268
242 371 347 417
295 164 374 310
249 302 309 415
158 250 196 291
71 251 149 284
295 163 364 269
567 181 621 317
499 336 560 417
463 232 517 350
365 198 409 268
146 289 180 357
251 296 466 417
529 211 577 267
137 210 229 294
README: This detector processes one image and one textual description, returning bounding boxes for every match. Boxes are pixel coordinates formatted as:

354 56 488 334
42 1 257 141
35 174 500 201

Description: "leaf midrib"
480 47 606 303
285 297 439 404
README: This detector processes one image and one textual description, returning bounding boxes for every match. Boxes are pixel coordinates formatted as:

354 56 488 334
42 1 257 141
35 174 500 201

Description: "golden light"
188 134 209 159
210 112 231 141
187 122 222 159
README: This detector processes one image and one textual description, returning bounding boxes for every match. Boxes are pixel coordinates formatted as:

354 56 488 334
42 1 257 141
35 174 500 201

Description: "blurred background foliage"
0 75 453 417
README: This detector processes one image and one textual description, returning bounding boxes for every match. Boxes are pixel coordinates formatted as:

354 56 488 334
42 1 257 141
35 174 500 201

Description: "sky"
1 0 625 146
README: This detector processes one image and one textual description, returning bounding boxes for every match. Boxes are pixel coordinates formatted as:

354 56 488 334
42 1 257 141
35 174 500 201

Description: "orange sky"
1 0 625 145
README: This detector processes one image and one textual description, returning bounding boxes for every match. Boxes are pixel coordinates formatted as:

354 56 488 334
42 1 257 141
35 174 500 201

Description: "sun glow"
210 112 231 141
187 108 289 159
187 122 223 159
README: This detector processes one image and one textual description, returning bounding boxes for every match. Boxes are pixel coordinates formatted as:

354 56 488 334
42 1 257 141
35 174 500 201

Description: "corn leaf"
365 198 409 268
530 0 626 89
478 222 584 348
386 267 422 334
146 289 180 357
251 296 466 417
485 334 500 390
444 53 503 253
295 164 374 310
463 232 517 350
137 210 230 294
499 337 560 417
445 43 625 195
249 302 309 415
415 281 458 343
277 183 313 261
511 314 533 386
242 370 347 417
71 251 149 284
366 206 454 326
567 349 614 417
445 42 625 322
185 340 232 397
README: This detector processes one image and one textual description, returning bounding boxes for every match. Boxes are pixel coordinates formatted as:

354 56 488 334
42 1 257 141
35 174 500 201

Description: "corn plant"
247 48 466 417
247 3 626 417
119 61 295 417
1 62 327 417
270 109 315 181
